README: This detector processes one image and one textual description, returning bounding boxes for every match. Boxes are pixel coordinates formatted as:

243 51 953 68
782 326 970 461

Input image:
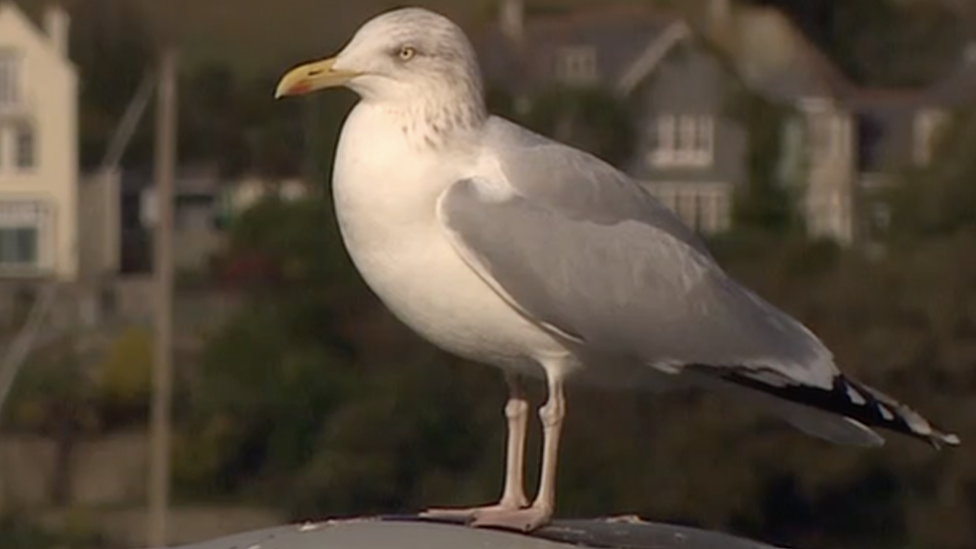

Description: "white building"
0 2 78 280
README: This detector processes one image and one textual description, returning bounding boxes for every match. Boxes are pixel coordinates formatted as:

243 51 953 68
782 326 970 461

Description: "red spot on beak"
289 80 312 95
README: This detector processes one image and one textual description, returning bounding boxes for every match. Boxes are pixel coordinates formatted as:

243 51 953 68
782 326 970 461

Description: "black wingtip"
707 367 959 449
928 430 961 450
842 377 960 449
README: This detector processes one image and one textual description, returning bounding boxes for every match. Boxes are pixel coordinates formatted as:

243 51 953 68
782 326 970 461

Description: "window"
555 46 597 85
0 200 48 269
914 108 947 165
0 227 39 266
0 48 22 108
648 114 714 167
15 125 35 169
644 183 730 234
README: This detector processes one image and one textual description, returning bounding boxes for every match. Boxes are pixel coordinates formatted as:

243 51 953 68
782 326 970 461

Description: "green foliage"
68 0 159 169
186 172 976 548
511 85 638 167
94 326 153 414
724 86 804 237
177 304 351 492
177 194 369 496
743 0 964 87
2 339 99 434
0 513 61 549
823 1 963 88
223 196 365 323
65 0 350 176
886 102 976 244
0 508 110 549
180 60 976 549
285 356 495 518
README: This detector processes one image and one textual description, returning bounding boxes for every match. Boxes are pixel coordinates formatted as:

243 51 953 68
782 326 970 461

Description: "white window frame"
555 46 597 85
648 114 714 167
642 182 731 234
649 115 676 165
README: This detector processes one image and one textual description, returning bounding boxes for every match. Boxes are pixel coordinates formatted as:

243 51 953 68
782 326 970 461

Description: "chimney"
500 0 524 47
964 41 976 64
44 4 70 57
706 0 731 34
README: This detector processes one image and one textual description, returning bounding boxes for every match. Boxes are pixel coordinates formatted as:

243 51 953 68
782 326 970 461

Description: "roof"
0 2 78 72
473 1 976 174
840 44 976 173
711 6 854 103
473 3 684 96
699 2 976 173
706 3 976 111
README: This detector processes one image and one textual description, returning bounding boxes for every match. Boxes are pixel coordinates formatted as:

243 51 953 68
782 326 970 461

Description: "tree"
886 100 976 243
94 326 153 426
2 336 99 505
178 194 369 494
511 85 638 168
723 85 805 237
67 0 159 169
746 0 964 87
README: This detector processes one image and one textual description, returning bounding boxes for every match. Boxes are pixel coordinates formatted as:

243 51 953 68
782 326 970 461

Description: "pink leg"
421 372 530 518
470 369 566 532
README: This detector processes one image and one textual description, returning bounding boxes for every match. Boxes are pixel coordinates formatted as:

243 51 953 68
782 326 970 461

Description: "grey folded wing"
437 117 838 389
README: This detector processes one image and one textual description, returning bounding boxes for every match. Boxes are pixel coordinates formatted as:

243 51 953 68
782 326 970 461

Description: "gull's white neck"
331 94 485 250
328 92 564 369
358 80 487 150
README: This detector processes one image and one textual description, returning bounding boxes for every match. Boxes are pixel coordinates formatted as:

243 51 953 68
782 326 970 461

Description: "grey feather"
438 117 837 389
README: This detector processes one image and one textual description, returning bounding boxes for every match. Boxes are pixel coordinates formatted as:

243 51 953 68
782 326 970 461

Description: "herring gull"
274 6 959 533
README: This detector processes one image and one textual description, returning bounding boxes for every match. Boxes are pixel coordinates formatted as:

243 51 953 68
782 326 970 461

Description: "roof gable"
474 4 718 97
0 2 77 74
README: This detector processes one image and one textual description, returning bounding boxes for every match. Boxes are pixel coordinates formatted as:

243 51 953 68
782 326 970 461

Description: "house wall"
643 180 733 233
78 169 121 277
799 98 857 244
535 17 672 90
631 43 745 233
635 43 747 187
0 4 78 280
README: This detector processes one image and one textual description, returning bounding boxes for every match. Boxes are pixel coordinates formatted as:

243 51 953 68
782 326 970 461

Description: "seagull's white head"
275 8 487 126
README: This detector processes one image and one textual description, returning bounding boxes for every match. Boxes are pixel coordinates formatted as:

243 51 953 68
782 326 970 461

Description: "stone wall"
0 431 149 509
39 505 284 547
0 431 283 547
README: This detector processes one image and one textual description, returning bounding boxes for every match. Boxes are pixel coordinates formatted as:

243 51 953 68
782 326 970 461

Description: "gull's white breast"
331 103 566 373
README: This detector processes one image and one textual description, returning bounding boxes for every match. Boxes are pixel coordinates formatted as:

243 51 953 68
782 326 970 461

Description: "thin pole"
148 47 177 548
0 284 59 418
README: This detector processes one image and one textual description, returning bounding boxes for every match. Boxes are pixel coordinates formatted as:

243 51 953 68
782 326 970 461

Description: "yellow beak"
274 57 359 98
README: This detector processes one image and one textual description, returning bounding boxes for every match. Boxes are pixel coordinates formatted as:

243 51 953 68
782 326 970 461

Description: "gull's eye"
397 46 416 61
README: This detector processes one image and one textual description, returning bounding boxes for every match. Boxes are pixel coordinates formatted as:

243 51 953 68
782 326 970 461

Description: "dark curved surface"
166 514 791 549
